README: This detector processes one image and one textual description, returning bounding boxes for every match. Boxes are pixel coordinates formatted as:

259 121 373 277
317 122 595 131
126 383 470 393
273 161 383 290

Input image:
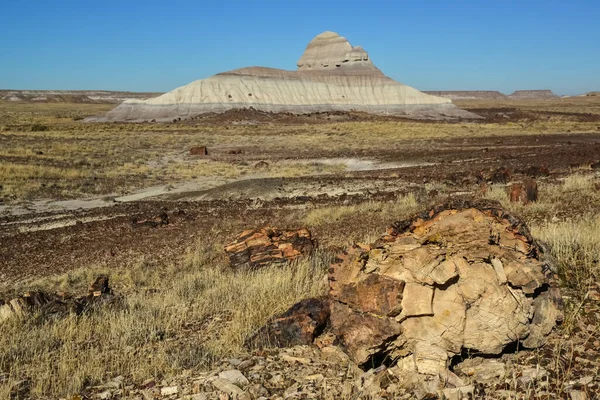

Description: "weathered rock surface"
93 32 480 122
252 199 563 386
224 227 315 269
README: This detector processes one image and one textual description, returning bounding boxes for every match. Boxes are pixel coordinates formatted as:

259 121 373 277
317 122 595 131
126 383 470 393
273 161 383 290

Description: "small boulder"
508 178 538 204
89 275 111 297
489 166 511 184
246 298 329 348
189 146 208 156
218 370 249 386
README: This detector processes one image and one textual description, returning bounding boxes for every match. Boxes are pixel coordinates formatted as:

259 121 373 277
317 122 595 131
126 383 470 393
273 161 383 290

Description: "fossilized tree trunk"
251 199 564 379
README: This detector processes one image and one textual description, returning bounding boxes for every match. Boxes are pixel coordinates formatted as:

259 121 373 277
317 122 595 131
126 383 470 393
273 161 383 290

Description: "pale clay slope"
97 31 478 121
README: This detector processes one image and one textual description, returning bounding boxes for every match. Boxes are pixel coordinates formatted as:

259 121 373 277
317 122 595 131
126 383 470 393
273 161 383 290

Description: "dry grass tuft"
0 237 329 398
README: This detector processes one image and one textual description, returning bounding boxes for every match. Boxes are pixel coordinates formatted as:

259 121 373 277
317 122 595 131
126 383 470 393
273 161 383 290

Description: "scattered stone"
569 391 588 400
254 160 269 169
523 165 550 177
224 227 315 269
131 212 169 229
518 366 548 385
98 390 112 399
509 178 538 204
218 370 249 386
89 275 112 297
454 358 506 384
280 354 311 365
489 166 511 184
0 275 118 323
189 146 208 156
160 385 179 396
0 291 53 322
442 385 474 400
211 378 249 399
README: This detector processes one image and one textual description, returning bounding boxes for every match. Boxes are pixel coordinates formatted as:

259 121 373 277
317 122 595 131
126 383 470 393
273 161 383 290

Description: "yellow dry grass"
0 173 599 397
0 236 329 398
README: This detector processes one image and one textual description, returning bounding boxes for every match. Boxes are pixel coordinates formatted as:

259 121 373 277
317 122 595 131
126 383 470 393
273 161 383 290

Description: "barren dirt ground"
1 104 600 284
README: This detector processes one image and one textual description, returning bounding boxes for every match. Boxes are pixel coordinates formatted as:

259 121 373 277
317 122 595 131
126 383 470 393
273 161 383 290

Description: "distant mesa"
91 31 480 122
424 90 560 101
507 90 559 100
0 90 160 104
423 91 508 100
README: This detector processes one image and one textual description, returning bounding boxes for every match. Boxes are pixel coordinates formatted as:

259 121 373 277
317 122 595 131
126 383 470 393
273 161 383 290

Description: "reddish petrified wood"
225 227 315 269
245 298 330 348
189 146 208 156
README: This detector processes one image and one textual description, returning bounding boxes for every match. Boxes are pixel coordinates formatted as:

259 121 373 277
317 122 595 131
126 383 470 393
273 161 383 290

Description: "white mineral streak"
95 32 479 121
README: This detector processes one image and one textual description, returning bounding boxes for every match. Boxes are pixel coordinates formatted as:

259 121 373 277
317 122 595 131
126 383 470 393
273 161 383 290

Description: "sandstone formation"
508 90 559 99
251 199 563 383
93 32 480 121
224 227 315 269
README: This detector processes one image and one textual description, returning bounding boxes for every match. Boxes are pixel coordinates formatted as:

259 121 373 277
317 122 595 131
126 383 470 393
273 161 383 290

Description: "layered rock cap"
92 32 480 121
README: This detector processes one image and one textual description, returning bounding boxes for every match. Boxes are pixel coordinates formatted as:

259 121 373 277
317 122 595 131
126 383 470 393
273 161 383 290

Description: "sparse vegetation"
1 97 600 202
1 98 600 398
0 235 329 398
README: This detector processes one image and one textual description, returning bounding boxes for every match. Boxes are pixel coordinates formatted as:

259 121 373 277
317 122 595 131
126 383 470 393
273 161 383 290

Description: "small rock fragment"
211 378 249 399
218 370 249 386
160 386 179 396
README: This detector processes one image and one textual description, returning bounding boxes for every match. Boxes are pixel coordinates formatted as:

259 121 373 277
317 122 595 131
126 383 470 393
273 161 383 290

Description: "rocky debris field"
76 342 598 400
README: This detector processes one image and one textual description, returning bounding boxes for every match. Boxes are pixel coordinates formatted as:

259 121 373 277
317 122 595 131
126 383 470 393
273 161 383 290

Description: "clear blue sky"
2 0 599 95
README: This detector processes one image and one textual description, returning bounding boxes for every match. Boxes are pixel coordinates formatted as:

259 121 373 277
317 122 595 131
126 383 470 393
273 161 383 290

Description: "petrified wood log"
0 275 117 323
508 179 538 204
225 227 315 269
245 298 330 348
189 146 208 156
252 199 563 379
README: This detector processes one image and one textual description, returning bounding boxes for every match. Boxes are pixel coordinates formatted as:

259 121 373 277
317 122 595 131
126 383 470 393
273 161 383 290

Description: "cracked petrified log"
225 227 315 269
245 298 330 348
251 199 563 378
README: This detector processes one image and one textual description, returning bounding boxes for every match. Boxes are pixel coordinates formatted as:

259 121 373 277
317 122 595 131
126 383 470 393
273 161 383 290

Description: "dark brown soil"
2 132 600 285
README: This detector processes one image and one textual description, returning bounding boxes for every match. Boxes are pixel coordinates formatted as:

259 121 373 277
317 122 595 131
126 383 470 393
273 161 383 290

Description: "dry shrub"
532 215 600 294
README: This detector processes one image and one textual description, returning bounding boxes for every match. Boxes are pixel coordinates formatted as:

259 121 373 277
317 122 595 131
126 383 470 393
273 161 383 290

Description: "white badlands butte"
96 31 479 121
